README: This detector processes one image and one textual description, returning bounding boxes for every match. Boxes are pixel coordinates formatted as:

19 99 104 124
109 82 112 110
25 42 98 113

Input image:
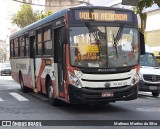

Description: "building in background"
1 0 45 62
145 8 160 47
45 0 85 13
144 8 160 60
0 40 8 62
105 0 134 10
105 0 160 48
0 40 6 51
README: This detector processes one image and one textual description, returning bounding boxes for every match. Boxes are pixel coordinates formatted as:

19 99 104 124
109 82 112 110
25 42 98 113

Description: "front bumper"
139 80 160 92
68 84 138 104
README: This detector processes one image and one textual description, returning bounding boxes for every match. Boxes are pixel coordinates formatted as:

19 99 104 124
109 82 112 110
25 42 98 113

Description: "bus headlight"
131 73 139 86
68 72 82 88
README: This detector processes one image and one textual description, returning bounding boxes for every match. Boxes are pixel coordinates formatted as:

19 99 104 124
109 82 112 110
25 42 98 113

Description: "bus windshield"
69 26 139 68
140 53 159 67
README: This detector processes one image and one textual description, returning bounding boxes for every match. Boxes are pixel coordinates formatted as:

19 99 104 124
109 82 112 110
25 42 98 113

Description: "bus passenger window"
14 38 19 57
43 27 52 55
25 34 29 57
36 30 42 55
10 40 14 58
19 36 25 57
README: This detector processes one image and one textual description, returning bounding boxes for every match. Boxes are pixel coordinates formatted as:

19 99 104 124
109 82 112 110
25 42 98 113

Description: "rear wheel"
152 92 159 97
19 74 28 93
47 80 60 106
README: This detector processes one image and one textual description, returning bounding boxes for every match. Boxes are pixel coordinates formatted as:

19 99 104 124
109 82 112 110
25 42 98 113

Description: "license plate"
113 82 128 87
102 92 113 97
149 86 157 90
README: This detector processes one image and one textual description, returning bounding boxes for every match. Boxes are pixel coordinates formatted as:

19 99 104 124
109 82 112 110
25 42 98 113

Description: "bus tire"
152 92 159 97
19 75 28 93
47 80 60 106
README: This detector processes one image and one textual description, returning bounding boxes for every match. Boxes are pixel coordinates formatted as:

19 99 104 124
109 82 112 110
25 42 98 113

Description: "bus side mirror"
61 27 67 44
139 31 145 55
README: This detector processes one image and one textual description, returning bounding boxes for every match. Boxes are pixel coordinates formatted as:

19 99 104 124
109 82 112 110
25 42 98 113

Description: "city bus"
10 6 145 105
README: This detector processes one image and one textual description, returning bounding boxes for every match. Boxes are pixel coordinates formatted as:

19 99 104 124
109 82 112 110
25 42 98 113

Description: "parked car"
139 45 160 97
0 63 11 76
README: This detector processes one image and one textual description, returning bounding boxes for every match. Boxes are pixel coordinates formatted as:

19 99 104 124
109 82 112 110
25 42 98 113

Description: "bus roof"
10 6 134 39
10 9 67 39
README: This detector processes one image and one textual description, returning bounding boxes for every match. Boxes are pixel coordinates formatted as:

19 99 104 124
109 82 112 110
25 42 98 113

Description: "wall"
45 0 83 13
145 9 160 58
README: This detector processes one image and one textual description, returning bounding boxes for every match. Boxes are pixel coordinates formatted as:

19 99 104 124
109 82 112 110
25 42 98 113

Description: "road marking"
9 92 29 101
0 98 4 101
136 107 160 112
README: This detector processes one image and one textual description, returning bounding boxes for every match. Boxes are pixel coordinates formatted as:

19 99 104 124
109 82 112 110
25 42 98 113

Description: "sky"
0 0 116 41
0 0 7 41
0 0 158 41
90 0 114 6
0 0 45 41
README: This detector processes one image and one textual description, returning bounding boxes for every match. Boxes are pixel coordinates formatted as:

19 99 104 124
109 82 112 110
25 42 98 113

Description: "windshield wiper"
85 22 100 44
112 34 118 58
112 25 124 58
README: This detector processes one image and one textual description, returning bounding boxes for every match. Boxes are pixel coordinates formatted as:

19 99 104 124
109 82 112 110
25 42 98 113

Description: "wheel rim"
48 85 53 99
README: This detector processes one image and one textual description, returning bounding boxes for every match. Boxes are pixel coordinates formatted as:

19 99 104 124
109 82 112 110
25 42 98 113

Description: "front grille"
75 87 136 101
144 83 160 86
143 74 160 82
84 86 128 90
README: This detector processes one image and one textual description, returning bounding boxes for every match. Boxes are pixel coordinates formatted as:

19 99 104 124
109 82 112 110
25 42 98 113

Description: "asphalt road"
0 76 160 129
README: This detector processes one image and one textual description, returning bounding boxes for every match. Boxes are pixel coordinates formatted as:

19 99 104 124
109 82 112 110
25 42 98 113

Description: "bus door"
30 35 36 90
54 27 66 97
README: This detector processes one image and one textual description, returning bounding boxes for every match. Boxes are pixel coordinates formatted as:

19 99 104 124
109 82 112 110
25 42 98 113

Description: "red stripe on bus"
36 59 46 91
11 72 33 88
65 44 70 102
23 75 32 88
41 78 46 94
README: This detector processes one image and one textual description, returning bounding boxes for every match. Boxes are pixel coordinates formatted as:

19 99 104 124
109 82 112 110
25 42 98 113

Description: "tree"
38 11 52 20
136 0 160 33
11 4 39 28
11 4 53 28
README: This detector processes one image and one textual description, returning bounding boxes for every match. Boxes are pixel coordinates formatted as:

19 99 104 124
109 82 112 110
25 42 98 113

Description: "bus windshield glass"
140 53 159 67
69 26 139 68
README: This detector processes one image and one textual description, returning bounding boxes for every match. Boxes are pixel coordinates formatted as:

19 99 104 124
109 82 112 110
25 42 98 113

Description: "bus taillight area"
67 69 139 104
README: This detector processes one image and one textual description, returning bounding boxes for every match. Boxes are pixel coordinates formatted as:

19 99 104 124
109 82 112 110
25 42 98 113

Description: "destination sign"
74 10 133 22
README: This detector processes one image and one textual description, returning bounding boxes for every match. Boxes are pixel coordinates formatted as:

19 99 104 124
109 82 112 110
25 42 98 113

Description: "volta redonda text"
78 12 128 21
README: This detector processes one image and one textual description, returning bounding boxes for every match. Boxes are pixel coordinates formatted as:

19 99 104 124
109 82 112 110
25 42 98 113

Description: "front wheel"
47 80 60 106
152 92 159 97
